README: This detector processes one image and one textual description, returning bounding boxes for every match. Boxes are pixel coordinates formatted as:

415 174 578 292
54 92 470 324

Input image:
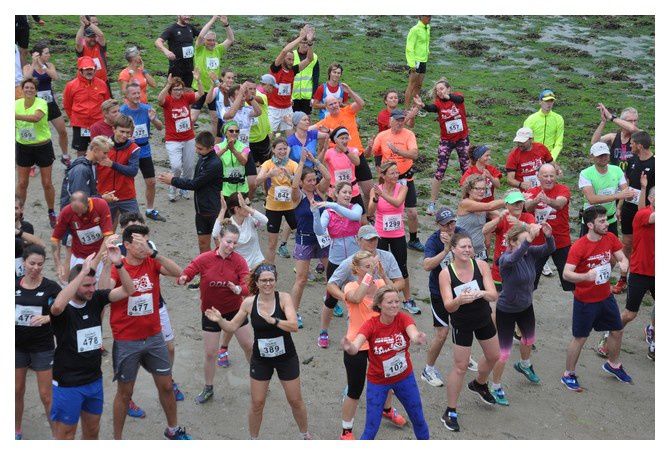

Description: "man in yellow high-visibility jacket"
404 16 431 110
291 40 319 115
523 89 565 161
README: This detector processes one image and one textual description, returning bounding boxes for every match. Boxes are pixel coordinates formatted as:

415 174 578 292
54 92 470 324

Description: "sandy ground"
18 124 654 440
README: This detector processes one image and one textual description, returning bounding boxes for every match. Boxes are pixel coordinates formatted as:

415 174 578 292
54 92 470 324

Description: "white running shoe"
468 357 478 372
542 263 553 276
421 366 444 387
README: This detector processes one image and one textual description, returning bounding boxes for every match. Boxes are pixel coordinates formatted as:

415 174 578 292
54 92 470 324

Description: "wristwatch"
114 262 124 269
610 113 618 122
150 248 158 259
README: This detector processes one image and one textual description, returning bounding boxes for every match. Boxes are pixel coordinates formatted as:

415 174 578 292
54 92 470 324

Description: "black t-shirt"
625 155 655 206
51 290 111 387
15 276 61 352
159 22 199 76
15 220 35 277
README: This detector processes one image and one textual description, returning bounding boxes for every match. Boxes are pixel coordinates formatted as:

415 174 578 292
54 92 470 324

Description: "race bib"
626 188 641 205
239 131 249 145
534 207 553 224
274 185 291 202
15 305 42 326
18 127 36 142
594 263 612 286
316 233 332 248
92 58 101 70
382 214 402 232
224 166 244 179
445 118 464 134
277 83 291 96
127 293 154 316
453 279 481 297
81 128 91 137
175 117 191 133
205 57 220 70
258 336 286 358
523 175 540 188
598 187 615 196
484 183 492 199
133 123 149 139
182 46 194 59
76 325 102 352
76 225 103 245
15 257 25 277
37 90 54 103
334 168 352 183
251 116 259 126
382 351 408 378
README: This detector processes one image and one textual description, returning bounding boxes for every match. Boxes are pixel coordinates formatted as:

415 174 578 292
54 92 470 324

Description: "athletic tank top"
455 212 487 259
251 292 296 361
327 205 360 239
609 131 633 171
318 82 344 119
447 259 492 329
374 183 405 238
295 191 323 245
32 69 54 103
325 147 360 197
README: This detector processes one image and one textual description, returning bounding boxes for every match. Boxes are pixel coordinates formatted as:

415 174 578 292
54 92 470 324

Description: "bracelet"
150 249 158 259
273 317 280 326
114 262 124 269
372 197 379 203
222 23 230 27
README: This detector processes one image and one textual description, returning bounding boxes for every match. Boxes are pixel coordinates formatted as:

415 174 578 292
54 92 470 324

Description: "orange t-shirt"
344 279 384 351
372 128 418 178
315 104 363 153
118 67 149 104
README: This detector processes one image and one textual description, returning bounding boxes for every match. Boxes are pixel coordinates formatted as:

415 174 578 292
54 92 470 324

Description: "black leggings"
324 261 340 309
377 236 408 278
343 350 368 400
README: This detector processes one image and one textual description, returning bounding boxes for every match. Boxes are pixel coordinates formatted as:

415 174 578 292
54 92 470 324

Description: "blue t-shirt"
424 227 463 297
120 103 152 158
287 130 319 168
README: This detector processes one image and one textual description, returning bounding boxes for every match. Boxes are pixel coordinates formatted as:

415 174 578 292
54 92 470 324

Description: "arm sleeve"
313 209 329 235
499 240 532 269
172 159 220 190
250 209 269 225
99 201 113 234
312 60 320 95
236 257 250 296
182 257 201 281
449 94 465 104
405 27 417 67
327 202 363 221
111 149 140 177
424 103 439 113
528 234 556 258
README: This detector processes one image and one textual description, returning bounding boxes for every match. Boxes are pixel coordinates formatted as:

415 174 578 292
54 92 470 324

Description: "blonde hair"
372 285 399 313
462 174 485 199
89 135 114 151
351 250 374 274
378 161 398 184
101 99 119 113
431 77 451 100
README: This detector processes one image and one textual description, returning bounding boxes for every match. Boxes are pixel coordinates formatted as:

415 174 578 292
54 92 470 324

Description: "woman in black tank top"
204 263 312 440
437 233 500 432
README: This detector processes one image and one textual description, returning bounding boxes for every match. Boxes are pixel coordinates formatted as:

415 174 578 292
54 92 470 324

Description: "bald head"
537 163 557 188
70 191 90 215
325 95 341 114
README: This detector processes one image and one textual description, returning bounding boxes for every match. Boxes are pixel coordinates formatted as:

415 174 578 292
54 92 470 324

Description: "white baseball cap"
513 127 533 143
590 142 610 156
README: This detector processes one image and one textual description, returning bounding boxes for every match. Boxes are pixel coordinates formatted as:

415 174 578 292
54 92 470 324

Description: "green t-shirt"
218 139 250 197
249 90 271 144
15 97 51 144
192 43 226 92
578 164 626 224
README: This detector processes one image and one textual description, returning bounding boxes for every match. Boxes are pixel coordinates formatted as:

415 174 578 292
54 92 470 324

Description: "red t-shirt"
491 212 542 282
89 120 113 140
505 143 553 185
566 232 623 303
630 206 654 276
358 311 415 385
268 63 299 109
161 92 196 142
182 250 250 314
433 94 469 142
377 109 391 133
526 184 572 249
110 257 163 341
460 164 502 203
51 198 113 259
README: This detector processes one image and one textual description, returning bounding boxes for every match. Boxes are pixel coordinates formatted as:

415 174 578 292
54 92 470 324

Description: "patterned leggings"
435 137 470 180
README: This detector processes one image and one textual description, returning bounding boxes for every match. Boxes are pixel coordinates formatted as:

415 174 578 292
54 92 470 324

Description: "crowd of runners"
14 15 655 440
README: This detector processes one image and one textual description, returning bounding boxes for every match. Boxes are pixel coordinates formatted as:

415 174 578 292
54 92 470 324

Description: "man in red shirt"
561 205 631 391
89 99 120 140
51 191 113 282
622 186 655 359
62 56 110 155
268 25 315 133
525 163 574 290
107 224 191 440
505 127 554 191
75 16 108 88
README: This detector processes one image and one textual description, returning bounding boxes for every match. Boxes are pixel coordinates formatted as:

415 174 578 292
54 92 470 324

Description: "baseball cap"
77 56 96 70
590 142 610 157
260 74 278 88
357 225 380 240
539 89 556 101
513 127 534 143
504 191 526 205
435 207 456 225
84 27 96 37
390 109 406 120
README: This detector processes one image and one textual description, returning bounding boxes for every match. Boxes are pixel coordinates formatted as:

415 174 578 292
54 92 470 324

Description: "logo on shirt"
171 107 189 120
372 333 407 355
133 273 154 293
16 290 21 296
207 281 231 288
586 252 611 268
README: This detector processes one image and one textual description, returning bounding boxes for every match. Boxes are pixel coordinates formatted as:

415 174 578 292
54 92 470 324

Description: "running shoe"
407 239 425 252
426 202 437 216
490 386 509 406
467 380 496 405
382 407 407 427
297 313 303 329
333 302 344 317
318 331 329 348
468 357 478 372
541 263 553 276
647 344 655 361
277 243 290 258
61 154 72 167
602 362 632 383
514 362 540 383
611 277 627 294
146 209 166 222
179 189 190 200
48 210 57 229
173 381 184 401
164 426 192 440
195 387 214 404
440 410 460 432
596 333 609 358
402 299 421 315
128 400 146 418
168 186 178 202
340 430 355 440
416 109 428 118
188 278 201 290
560 373 582 392
15 431 22 440
302 431 313 440
421 366 444 387
644 324 654 346
316 263 325 274
217 347 230 368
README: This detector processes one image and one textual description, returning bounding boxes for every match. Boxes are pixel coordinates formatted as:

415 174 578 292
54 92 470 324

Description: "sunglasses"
227 129 240 133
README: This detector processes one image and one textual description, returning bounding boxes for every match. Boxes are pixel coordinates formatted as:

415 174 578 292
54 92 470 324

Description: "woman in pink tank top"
324 127 364 209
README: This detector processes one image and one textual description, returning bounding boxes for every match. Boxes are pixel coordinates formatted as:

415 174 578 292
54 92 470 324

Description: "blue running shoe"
602 363 632 383
297 313 303 329
333 302 344 317
164 426 192 440
560 374 582 392
128 399 146 418
173 381 184 401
